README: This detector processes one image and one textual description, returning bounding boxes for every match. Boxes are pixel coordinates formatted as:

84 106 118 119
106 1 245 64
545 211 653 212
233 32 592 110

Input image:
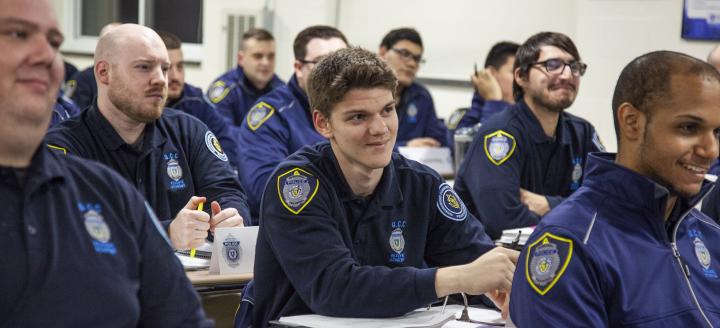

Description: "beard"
528 83 576 113
108 80 165 123
638 128 696 199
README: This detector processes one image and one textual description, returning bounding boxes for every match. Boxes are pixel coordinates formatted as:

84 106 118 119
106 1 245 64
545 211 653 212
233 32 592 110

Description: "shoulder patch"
276 167 319 215
204 131 228 161
47 144 68 155
447 108 467 130
63 79 77 98
247 102 275 131
208 81 230 103
436 183 468 221
484 130 516 165
525 232 574 295
592 131 605 152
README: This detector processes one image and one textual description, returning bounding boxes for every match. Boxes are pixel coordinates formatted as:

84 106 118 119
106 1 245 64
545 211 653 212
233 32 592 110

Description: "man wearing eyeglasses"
379 28 450 148
236 25 348 220
454 32 604 240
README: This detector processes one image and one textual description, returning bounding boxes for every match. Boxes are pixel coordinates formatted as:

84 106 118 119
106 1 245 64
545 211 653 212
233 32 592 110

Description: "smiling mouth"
680 162 708 177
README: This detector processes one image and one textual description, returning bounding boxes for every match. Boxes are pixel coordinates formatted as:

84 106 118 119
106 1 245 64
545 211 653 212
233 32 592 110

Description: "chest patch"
247 101 275 131
525 232 573 295
79 203 116 255
276 167 319 215
691 232 717 279
484 130 516 165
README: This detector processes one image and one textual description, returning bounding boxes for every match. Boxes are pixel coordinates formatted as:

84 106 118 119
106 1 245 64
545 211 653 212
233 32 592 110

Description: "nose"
558 64 574 80
368 113 389 136
697 130 719 161
151 65 167 87
28 35 58 68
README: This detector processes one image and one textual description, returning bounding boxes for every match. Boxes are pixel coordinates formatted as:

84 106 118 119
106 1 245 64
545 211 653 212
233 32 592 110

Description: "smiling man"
510 51 720 327
454 32 604 239
251 47 518 327
46 24 250 248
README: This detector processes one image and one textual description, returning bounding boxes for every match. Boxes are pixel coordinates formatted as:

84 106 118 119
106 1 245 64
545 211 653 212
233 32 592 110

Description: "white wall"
56 0 718 151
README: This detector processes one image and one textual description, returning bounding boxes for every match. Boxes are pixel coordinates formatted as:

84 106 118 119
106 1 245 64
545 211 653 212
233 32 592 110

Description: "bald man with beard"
47 24 251 250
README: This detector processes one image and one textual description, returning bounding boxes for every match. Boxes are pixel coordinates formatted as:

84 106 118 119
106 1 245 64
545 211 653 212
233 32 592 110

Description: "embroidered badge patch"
63 79 77 98
692 233 718 278
570 157 583 191
222 233 242 268
389 220 407 263
484 130 516 165
525 232 573 295
204 131 228 162
437 183 468 221
208 80 230 103
276 167 319 215
447 108 467 130
79 203 117 255
247 102 275 131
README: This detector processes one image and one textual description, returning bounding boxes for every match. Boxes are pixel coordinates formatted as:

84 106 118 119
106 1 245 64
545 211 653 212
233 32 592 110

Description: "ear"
236 51 244 67
95 60 111 85
616 102 645 142
313 109 333 139
378 46 388 57
514 67 528 89
488 66 500 78
293 59 303 77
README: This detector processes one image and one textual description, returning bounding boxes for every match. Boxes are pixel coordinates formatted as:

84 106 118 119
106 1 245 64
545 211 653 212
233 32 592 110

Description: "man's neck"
664 196 678 221
97 97 146 145
0 116 48 167
331 143 383 197
524 96 560 138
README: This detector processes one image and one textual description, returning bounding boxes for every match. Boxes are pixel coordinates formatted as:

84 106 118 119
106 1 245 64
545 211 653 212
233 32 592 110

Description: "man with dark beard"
454 32 604 240
47 24 250 250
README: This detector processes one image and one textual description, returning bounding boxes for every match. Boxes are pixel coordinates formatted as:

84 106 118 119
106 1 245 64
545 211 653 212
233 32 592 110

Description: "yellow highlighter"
189 202 204 258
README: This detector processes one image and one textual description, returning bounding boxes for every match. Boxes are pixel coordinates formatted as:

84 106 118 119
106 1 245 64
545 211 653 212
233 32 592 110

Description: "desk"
186 270 253 328
186 270 253 288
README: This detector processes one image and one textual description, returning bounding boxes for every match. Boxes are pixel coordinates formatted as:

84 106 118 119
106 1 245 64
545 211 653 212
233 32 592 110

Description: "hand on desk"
170 196 210 249
435 247 519 299
520 188 550 216
406 137 441 148
209 200 244 233
486 289 510 320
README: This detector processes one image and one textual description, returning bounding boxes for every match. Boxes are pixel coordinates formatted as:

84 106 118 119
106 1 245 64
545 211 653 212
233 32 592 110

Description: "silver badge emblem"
222 233 242 268
167 159 183 181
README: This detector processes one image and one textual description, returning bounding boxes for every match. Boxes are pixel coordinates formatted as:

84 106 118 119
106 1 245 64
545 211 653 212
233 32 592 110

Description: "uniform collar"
516 100 572 145
167 83 203 108
87 104 166 152
238 66 280 96
321 142 403 207
288 75 310 112
582 153 713 226
2 145 66 188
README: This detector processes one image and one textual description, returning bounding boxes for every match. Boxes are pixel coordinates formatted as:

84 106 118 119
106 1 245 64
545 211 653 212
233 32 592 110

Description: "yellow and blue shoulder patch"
247 102 275 131
46 144 68 155
208 80 230 104
484 130 516 165
276 167 319 215
436 182 467 221
204 131 228 162
446 108 467 130
63 79 77 98
525 232 574 295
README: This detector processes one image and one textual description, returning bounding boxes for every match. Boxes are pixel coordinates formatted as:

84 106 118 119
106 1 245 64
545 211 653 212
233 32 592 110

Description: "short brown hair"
157 30 182 50
293 25 347 61
307 47 397 118
240 28 274 50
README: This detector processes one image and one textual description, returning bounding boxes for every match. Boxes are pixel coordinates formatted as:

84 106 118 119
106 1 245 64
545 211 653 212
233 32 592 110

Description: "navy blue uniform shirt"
0 146 211 327
64 65 96 110
252 141 495 326
454 100 604 239
46 104 252 226
511 153 720 327
456 92 511 130
50 90 80 127
237 75 325 219
396 82 451 147
206 65 284 137
168 82 242 171
700 162 720 223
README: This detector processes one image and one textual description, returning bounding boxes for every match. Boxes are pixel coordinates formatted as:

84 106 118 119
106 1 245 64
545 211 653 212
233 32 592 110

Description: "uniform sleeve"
420 96 452 148
45 125 84 156
69 70 95 110
456 100 482 130
454 128 539 240
260 167 439 318
479 100 510 123
237 106 291 219
424 181 496 266
186 121 252 224
510 226 607 327
122 191 211 326
206 79 242 136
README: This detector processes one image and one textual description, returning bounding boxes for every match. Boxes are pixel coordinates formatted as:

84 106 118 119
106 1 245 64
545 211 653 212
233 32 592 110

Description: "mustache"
550 81 576 91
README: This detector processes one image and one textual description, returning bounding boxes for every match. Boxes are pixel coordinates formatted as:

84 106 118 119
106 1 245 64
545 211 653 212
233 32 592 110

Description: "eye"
136 64 150 70
349 114 365 122
382 106 395 115
545 59 564 71
679 122 698 134
7 29 28 40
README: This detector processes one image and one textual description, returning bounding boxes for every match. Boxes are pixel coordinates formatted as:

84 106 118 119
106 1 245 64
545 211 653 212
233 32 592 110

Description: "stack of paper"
498 227 535 250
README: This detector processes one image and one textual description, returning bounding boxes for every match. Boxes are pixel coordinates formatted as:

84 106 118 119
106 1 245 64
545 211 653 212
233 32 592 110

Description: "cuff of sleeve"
415 267 440 303
546 196 564 209
162 219 172 232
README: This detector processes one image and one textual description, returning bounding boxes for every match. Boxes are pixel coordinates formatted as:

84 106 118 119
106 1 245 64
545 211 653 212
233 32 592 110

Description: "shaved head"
95 24 170 124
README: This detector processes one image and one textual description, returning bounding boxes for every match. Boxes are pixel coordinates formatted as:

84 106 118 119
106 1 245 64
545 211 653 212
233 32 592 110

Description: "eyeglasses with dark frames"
390 48 425 64
532 58 587 77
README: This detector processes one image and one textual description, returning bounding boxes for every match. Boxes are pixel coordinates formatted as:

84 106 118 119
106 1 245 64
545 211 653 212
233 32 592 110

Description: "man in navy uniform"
207 28 284 136
237 25 348 220
511 51 720 327
456 41 519 129
158 30 242 171
252 47 519 327
454 32 604 240
379 28 450 148
46 24 249 249
0 0 210 325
